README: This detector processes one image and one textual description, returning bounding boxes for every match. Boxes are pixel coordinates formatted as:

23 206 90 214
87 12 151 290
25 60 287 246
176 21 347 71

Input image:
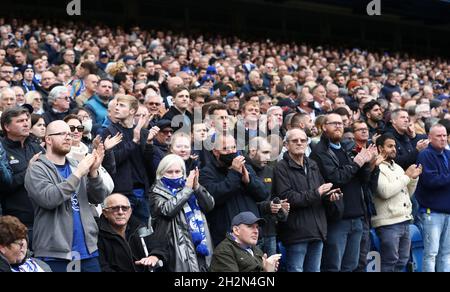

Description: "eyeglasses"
57 96 71 101
288 138 308 144
47 132 74 139
69 125 85 133
105 205 131 212
326 122 344 128
161 129 173 135
1 71 14 74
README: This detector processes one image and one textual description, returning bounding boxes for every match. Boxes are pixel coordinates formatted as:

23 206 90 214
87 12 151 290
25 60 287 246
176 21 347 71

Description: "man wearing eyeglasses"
274 128 342 272
24 120 110 272
97 194 168 272
0 63 14 85
42 86 73 125
310 113 376 272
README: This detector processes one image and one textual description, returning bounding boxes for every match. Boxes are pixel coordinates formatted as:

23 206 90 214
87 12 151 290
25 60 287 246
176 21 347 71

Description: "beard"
328 130 343 143
52 144 71 156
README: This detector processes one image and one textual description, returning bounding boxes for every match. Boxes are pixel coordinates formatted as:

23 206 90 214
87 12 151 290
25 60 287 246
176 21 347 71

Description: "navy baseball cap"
231 212 265 227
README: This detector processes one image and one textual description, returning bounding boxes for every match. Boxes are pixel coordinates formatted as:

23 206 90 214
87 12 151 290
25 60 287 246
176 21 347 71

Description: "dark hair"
172 85 189 98
334 107 350 117
114 72 128 85
1 107 29 133
0 216 28 246
207 103 228 116
376 133 396 148
30 113 43 128
63 114 81 123
80 61 97 75
363 100 381 116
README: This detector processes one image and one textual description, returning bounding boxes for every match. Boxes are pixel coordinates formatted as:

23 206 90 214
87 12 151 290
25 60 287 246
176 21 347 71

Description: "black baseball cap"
231 212 265 227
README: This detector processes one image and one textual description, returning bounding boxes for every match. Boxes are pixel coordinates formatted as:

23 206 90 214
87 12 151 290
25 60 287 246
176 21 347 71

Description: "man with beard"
247 137 289 257
310 113 375 272
372 133 421 272
24 120 110 272
85 79 114 125
363 100 385 139
199 134 267 246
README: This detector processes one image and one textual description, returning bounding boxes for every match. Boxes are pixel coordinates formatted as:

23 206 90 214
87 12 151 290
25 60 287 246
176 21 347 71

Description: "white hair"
267 106 282 116
0 87 16 100
48 86 68 107
156 154 187 180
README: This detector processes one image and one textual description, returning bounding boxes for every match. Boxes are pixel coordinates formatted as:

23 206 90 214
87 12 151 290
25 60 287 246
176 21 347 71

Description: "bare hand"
147 126 160 144
104 133 123 150
186 170 196 190
263 253 282 272
416 139 429 152
135 256 160 267
29 152 42 167
92 135 102 150
318 183 333 196
280 199 290 214
270 202 282 214
90 144 105 177
406 164 423 179
75 154 96 178
231 156 245 174
241 165 250 184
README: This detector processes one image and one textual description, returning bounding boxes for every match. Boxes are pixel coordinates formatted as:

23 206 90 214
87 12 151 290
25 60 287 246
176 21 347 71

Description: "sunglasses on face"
105 205 131 212
69 125 85 133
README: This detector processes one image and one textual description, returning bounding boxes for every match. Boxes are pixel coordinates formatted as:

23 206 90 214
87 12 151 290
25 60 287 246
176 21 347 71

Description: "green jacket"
209 234 264 272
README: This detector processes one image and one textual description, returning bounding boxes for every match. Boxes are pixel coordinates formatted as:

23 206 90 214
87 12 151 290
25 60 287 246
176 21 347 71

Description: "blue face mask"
161 177 186 191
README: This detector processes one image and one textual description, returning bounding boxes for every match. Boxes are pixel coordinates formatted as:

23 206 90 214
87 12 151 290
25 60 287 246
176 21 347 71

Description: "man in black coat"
247 137 289 256
97 194 168 272
199 134 267 246
102 95 159 225
273 128 342 272
384 109 428 170
0 107 43 244
310 113 374 272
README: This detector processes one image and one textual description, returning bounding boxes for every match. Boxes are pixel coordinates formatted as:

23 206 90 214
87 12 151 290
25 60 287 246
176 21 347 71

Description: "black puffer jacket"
97 215 169 272
273 152 332 245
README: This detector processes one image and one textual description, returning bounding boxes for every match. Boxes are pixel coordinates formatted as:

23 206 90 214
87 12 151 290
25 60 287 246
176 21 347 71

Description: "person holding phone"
273 128 342 272
372 133 421 272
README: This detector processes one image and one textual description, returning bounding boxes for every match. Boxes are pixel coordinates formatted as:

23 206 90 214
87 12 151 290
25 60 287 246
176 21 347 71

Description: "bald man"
24 120 110 272
97 193 168 272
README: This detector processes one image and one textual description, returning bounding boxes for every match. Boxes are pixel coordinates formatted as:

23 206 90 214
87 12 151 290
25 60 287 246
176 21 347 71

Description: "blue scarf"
161 177 210 257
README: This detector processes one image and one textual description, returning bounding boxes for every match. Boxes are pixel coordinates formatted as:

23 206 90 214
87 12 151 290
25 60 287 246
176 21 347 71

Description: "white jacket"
371 161 418 228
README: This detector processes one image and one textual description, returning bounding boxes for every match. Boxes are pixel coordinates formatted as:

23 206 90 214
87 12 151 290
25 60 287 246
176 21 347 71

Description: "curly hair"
0 216 28 246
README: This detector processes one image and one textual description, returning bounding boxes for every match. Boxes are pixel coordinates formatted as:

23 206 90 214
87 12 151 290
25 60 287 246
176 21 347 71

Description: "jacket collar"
283 151 308 170
428 144 448 156
2 136 30 149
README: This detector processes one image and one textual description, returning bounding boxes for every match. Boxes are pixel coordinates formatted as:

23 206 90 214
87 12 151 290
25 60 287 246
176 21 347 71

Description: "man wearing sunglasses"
42 86 73 125
24 120 110 272
97 194 168 272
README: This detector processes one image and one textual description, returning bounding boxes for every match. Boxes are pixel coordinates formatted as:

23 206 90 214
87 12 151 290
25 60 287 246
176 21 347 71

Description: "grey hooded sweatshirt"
24 154 109 260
